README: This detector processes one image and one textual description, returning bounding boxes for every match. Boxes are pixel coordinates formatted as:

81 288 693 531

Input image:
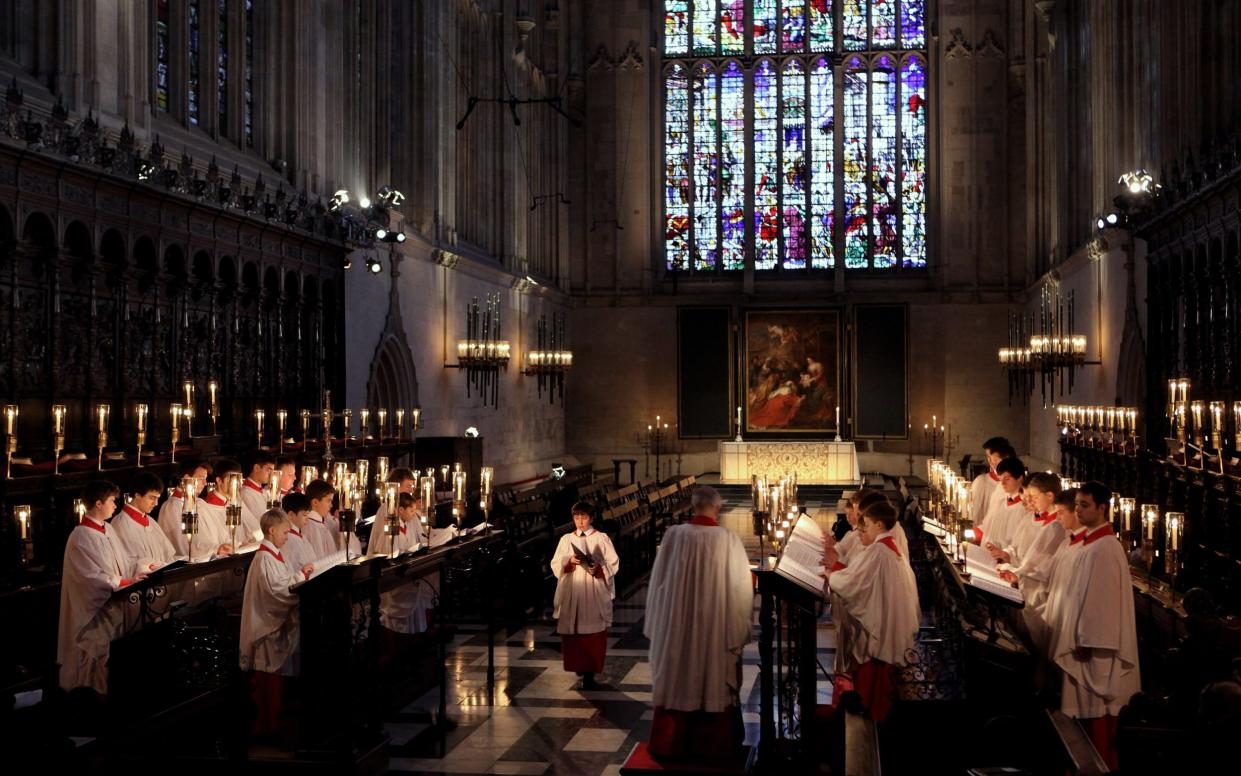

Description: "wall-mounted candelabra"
1057 404 1140 454
451 294 510 407
523 312 572 405
1000 285 1094 405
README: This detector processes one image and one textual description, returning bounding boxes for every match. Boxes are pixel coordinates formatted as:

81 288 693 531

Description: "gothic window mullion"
687 63 698 273
775 58 785 273
895 54 904 270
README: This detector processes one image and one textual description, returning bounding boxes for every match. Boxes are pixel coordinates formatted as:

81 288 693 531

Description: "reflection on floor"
385 498 841 776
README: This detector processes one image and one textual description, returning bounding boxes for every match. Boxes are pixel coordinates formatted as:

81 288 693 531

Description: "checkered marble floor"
384 502 838 776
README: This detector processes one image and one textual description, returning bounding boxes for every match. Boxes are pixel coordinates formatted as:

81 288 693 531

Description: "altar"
719 440 861 486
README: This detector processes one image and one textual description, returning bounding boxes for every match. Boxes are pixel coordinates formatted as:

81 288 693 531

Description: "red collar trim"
988 471 1000 482
1006 495 1022 506
81 517 107 533
172 489 186 500
1069 529 1087 545
122 504 150 527
289 528 302 538
689 515 719 527
399 524 408 535
1083 524 1114 545
877 536 901 557
258 544 284 562
204 492 228 507
244 478 264 493
1035 511 1056 524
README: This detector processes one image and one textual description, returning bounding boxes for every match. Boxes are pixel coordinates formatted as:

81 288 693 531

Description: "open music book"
292 549 347 587
775 515 827 594
570 541 603 571
962 541 1023 604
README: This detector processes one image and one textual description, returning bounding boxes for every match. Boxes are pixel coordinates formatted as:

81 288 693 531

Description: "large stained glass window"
155 0 170 112
218 0 229 136
188 0 201 125
662 0 927 272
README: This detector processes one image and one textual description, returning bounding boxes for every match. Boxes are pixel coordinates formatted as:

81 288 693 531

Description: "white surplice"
645 518 753 713
158 491 190 555
240 479 270 527
283 528 317 582
239 540 301 675
324 512 363 557
1007 512 1067 593
980 495 1026 554
969 472 1002 528
551 528 620 635
111 504 179 577
198 493 254 557
836 528 861 567
377 521 433 633
1049 526 1141 718
303 511 340 560
57 518 128 692
369 514 425 557
1024 528 1086 653
828 531 921 669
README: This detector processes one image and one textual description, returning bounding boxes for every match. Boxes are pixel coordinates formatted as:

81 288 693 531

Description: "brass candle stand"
52 404 66 476
4 404 18 479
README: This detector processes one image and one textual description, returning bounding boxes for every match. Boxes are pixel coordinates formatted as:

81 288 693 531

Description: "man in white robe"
824 500 921 723
280 492 319 582
239 509 313 737
969 437 1013 528
210 458 262 549
1022 488 1086 651
57 481 142 693
241 451 277 524
551 501 620 690
195 485 238 561
644 486 752 760
1049 481 1140 770
112 471 180 578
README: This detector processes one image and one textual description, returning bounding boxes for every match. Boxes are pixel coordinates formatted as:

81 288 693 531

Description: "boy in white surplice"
550 501 620 690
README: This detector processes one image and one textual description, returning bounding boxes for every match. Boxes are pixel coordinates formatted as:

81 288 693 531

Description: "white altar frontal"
719 440 861 486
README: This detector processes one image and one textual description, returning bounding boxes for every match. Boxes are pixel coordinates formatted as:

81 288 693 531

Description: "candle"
183 380 194 409
360 408 370 438
226 472 241 504
1167 379 1177 407
836 405 841 429
1119 498 1135 532
277 409 287 436
255 409 265 438
208 380 218 408
300 408 311 437
1165 512 1183 551
736 405 742 429
52 404 66 435
181 475 199 513
378 408 387 439
1210 402 1223 433
1191 401 1204 434
342 409 353 438
375 456 390 487
1140 504 1159 541
301 465 317 491
421 475 436 514
74 498 86 521
480 466 494 496
135 403 148 433
1177 380 1189 403
1126 408 1137 433
16 505 30 540
395 409 405 437
412 408 421 430
3 405 16 435
356 459 369 488
453 471 467 502
333 461 349 486
384 483 398 516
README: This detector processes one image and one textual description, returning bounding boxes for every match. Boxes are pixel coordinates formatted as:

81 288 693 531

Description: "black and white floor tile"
384 503 837 776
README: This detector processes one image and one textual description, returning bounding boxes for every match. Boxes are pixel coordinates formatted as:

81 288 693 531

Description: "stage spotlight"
330 189 350 211
1106 212 1119 225
365 256 382 274
375 228 387 240
359 196 371 209
395 231 406 243
376 185 405 209
1097 217 1106 230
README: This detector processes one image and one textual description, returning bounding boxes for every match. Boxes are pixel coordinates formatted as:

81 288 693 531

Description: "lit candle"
384 484 398 517
74 499 86 521
375 456 389 488
412 408 421 430
1119 498 1135 532
356 458 369 488
1126 408 1137 433
52 404 66 435
255 409 265 441
421 475 436 514
227 472 241 504
836 405 841 430
277 409 287 437
3 405 16 435
1191 401 1204 434
736 405 742 430
453 471 467 502
1210 402 1223 434
1165 512 1183 551
378 408 387 439
208 380 218 408
16 505 30 541
360 408 370 438
480 466 494 497
1177 379 1190 404
96 404 110 436
395 409 405 437
1141 504 1159 541
301 465 317 491
183 380 194 410
136 403 148 433
300 409 311 437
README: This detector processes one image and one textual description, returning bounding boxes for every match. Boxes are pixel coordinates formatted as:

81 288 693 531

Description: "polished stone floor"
384 497 843 776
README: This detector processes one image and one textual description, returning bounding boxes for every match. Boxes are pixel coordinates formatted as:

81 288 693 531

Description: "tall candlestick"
184 380 194 410
208 380 218 409
421 475 436 515
412 408 421 431
301 465 318 491
360 408 370 440
395 409 405 439
255 409 265 447
4 404 16 435
52 404 66 435
378 408 388 440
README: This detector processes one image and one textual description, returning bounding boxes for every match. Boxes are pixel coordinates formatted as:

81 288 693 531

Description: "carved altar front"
719 440 860 486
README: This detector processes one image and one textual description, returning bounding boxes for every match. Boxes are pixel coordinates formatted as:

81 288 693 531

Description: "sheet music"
462 522 492 536
962 541 1023 603
776 515 826 592
428 527 457 548
571 541 600 570
292 550 347 587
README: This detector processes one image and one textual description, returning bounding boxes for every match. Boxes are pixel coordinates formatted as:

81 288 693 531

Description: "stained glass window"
188 0 200 125
244 0 254 147
754 60 779 270
156 0 170 113
218 0 229 135
662 1 927 271
721 62 747 270
692 63 719 270
664 65 691 270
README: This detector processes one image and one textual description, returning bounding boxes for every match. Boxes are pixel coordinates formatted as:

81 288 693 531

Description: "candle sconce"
208 380 219 435
999 285 1096 405
452 470 468 530
95 404 110 471
134 403 149 467
359 408 370 443
342 409 354 446
923 420 945 459
641 416 674 481
181 476 200 560
522 312 572 405
1164 511 1184 601
450 293 510 408
276 409 287 453
4 404 17 478
52 404 67 475
169 403 183 465
384 485 401 558
378 408 388 441
15 504 32 566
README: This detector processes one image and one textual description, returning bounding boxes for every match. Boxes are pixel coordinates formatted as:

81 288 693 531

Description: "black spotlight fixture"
375 227 406 243
375 185 405 209
365 255 382 275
